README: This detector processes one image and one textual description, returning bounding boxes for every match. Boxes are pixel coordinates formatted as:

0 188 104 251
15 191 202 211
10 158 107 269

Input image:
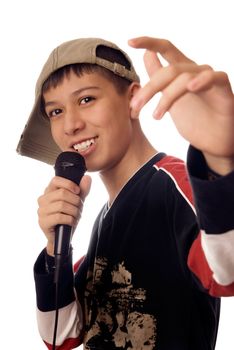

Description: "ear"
128 82 141 119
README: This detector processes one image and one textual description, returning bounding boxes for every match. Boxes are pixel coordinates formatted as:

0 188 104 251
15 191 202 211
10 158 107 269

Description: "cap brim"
16 99 61 165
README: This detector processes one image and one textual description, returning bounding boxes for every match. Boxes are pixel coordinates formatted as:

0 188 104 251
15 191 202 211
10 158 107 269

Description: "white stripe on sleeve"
37 299 83 346
201 229 234 286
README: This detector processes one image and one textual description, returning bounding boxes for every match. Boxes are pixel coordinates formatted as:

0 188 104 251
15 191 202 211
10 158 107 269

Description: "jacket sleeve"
186 146 234 297
34 249 84 349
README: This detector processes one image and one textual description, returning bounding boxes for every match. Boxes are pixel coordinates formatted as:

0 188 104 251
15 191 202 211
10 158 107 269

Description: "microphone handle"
54 224 73 257
54 224 72 284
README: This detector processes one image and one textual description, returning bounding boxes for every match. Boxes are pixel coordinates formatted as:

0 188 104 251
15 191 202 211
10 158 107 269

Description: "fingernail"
74 186 80 194
131 98 143 111
153 108 164 120
128 38 136 45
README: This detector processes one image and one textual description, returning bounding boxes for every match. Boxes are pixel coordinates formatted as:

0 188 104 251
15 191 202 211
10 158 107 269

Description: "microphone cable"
52 263 60 350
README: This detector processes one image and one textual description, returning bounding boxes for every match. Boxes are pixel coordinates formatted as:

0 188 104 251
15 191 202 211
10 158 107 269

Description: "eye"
47 108 63 119
80 96 95 105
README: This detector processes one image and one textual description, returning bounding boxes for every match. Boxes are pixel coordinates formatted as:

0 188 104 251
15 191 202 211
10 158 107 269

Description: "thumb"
79 174 92 201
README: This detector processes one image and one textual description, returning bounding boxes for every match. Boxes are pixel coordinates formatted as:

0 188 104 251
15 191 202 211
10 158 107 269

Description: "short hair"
42 63 132 95
42 44 135 95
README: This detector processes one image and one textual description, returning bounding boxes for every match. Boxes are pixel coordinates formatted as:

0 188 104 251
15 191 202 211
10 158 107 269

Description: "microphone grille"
55 151 86 185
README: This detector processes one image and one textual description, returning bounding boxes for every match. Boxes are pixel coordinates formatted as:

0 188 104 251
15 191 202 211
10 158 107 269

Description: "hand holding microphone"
37 152 91 260
54 151 86 260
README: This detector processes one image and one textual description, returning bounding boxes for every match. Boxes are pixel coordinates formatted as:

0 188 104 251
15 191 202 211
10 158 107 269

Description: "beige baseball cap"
16 37 140 165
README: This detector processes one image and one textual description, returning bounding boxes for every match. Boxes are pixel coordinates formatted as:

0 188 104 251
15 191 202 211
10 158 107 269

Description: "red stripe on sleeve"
188 233 234 296
74 255 85 273
155 156 195 212
44 336 82 349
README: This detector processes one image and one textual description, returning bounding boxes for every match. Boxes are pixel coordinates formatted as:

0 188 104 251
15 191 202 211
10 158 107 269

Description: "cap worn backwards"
16 38 140 165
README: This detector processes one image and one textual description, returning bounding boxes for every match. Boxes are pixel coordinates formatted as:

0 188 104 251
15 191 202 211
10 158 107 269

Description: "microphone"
54 151 86 282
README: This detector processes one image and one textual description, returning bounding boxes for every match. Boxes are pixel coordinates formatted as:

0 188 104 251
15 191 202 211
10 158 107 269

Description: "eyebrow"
44 86 100 108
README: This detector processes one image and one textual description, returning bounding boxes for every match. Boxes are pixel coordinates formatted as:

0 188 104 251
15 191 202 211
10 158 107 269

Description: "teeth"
73 138 95 152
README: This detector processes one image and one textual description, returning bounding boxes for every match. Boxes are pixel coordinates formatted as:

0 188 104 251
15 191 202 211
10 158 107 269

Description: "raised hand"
129 36 234 174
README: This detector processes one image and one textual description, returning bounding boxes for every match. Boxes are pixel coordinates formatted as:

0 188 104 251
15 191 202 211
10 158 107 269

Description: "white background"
1 0 233 348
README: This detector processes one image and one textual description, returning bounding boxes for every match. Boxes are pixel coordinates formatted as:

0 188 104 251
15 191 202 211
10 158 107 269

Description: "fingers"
152 70 233 120
129 36 230 121
187 70 232 93
38 191 82 220
38 188 82 233
153 71 197 119
143 50 162 77
129 36 234 164
130 63 212 117
37 175 92 243
44 176 80 195
128 36 201 119
153 67 224 119
128 36 194 64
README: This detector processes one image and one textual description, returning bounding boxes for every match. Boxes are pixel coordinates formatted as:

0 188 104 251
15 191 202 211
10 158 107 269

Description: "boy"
17 36 234 349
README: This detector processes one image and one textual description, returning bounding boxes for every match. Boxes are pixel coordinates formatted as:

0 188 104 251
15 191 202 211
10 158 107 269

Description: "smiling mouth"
73 138 96 153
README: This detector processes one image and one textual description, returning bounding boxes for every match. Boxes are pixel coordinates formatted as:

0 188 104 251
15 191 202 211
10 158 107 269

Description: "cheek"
106 118 133 153
104 101 132 131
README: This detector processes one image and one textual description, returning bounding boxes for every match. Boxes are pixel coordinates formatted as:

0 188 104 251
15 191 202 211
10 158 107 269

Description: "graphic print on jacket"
83 256 157 349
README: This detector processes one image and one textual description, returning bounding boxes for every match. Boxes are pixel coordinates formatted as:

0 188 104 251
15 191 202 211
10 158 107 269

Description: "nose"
64 105 85 135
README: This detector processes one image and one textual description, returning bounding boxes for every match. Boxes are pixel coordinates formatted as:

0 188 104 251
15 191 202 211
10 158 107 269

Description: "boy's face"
43 70 138 173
